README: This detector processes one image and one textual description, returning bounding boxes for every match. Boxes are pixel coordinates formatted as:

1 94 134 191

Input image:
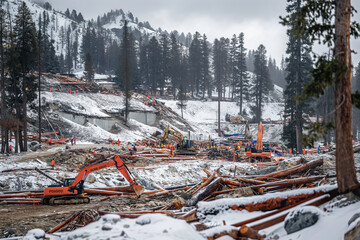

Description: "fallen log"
192 174 215 195
237 177 266 185
47 212 81 233
250 190 336 230
94 186 135 193
83 189 133 196
254 159 323 180
251 176 326 191
187 177 222 206
240 225 266 239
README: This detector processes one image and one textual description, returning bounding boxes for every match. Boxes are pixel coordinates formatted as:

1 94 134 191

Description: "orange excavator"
42 155 144 205
245 122 271 159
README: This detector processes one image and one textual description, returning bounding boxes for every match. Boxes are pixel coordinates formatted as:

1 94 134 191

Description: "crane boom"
255 122 264 151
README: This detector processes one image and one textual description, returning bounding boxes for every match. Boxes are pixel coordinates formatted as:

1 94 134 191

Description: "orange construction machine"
245 122 271 159
42 155 144 205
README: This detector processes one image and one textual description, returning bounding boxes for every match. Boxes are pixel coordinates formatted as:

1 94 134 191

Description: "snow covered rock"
61 213 204 240
24 229 45 240
345 210 360 240
284 206 323 234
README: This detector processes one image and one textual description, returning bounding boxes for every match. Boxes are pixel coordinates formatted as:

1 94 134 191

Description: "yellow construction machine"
161 125 197 155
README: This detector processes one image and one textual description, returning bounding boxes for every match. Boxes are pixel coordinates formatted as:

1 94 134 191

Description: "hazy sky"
44 0 360 65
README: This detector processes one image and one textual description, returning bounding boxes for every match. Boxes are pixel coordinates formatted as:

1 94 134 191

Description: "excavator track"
43 195 90 205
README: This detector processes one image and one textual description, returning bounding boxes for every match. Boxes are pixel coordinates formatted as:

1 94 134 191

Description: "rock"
345 219 360 240
102 214 121 224
86 174 96 184
5 228 16 237
348 213 360 226
24 229 45 240
123 224 130 228
136 215 151 225
284 206 323 234
102 223 112 231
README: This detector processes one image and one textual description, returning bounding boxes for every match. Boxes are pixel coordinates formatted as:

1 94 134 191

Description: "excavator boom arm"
69 155 143 195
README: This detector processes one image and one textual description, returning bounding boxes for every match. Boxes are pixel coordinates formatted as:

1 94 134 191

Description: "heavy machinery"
245 122 271 159
161 125 197 155
42 155 144 205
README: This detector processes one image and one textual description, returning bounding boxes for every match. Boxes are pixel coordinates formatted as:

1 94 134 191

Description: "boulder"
24 229 45 240
284 206 323 234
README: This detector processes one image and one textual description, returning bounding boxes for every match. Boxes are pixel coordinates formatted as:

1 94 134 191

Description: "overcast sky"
44 0 360 65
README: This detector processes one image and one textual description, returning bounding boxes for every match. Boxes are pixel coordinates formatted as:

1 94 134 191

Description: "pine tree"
139 37 149 91
251 44 272 123
0 3 8 153
189 32 202 96
229 34 238 100
177 84 187 118
148 36 160 94
200 34 211 98
84 52 94 82
65 26 72 75
169 33 181 99
159 34 170 95
119 20 133 125
97 30 106 73
72 30 79 69
81 25 91 61
236 32 249 115
282 0 313 152
213 38 229 100
13 1 37 152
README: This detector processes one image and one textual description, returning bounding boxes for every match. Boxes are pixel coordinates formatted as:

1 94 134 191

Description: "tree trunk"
22 75 28 152
295 71 303 153
334 0 358 193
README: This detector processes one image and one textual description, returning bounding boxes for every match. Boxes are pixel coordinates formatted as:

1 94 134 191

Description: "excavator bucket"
133 184 145 196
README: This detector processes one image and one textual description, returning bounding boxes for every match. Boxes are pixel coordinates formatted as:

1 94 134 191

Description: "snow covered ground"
161 99 283 141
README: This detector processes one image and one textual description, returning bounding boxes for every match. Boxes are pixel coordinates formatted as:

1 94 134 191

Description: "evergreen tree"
84 52 94 82
169 33 181 98
251 44 272 123
13 1 37 152
119 20 133 125
159 34 170 95
200 34 211 98
229 34 238 100
97 30 106 73
72 30 79 69
65 26 72 75
236 32 249 115
189 32 201 95
177 84 187 118
139 37 149 90
213 38 229 100
282 0 313 152
81 25 91 61
148 36 160 94
65 8 70 18
0 3 8 153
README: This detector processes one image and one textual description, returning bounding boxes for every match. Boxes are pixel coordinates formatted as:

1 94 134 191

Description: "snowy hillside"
4 0 85 59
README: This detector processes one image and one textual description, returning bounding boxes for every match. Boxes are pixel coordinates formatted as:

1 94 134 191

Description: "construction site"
1 74 360 240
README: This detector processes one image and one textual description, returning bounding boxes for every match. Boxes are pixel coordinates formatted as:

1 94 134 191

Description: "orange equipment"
245 122 271 158
42 155 144 205
255 122 264 151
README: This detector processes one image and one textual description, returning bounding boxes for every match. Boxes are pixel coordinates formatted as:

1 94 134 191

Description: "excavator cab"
63 178 75 187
